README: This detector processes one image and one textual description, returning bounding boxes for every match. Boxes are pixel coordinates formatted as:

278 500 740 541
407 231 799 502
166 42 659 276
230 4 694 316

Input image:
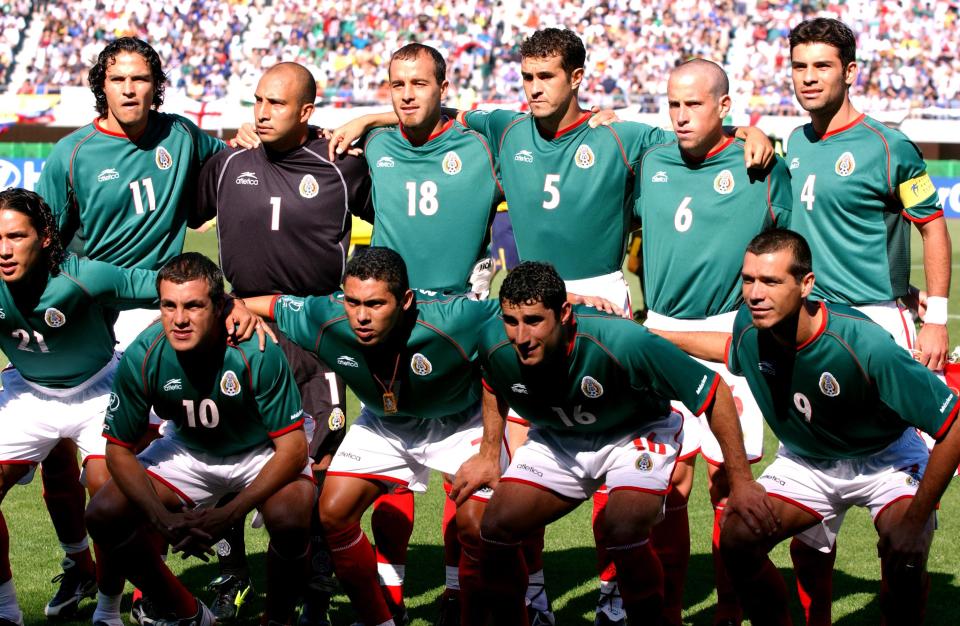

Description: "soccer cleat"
207 574 253 622
435 593 460 626
595 583 626 626
529 607 557 626
130 594 165 625
44 559 97 618
152 599 215 626
594 612 626 626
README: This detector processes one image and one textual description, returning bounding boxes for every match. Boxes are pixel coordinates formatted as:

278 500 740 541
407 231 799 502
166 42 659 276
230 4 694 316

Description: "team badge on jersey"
108 393 120 411
155 147 173 170
904 474 919 487
581 376 603 399
410 353 433 376
635 452 654 472
790 158 800 170
574 144 595 169
442 151 462 175
818 372 840 397
299 174 320 198
279 297 304 312
220 370 242 397
328 407 346 431
44 308 66 328
0 307 5 319
834 152 855 177
713 169 735 195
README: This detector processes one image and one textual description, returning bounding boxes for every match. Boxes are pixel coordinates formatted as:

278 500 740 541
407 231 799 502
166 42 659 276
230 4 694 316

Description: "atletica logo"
290 408 304 421
651 171 668 183
760 473 786 486
514 150 533 163
511 383 528 394
377 156 395 168
695 374 708 394
759 361 777 375
790 158 800 170
235 171 259 185
280 297 303 312
337 451 361 461
337 355 359 368
163 378 182 391
516 463 543 477
97 168 120 182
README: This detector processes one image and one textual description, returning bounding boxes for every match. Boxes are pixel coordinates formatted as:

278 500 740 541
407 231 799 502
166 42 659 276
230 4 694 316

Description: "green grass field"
4 225 960 625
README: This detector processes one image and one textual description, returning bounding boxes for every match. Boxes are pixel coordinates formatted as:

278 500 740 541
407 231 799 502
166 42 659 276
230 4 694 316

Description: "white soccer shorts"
113 308 161 353
564 270 632 315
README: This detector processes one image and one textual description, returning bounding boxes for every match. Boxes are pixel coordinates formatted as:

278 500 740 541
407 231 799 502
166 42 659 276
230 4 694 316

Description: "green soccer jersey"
727 302 959 461
0 255 156 388
786 115 942 304
480 307 721 433
365 120 501 293
104 325 303 456
635 138 792 318
273 291 500 419
38 113 225 270
462 110 670 280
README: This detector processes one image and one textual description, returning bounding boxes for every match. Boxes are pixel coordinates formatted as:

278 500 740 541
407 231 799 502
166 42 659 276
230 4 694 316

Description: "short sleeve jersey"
38 113 225 270
197 136 372 296
0 255 157 388
480 308 721 433
104 325 304 456
635 138 792 318
364 119 501 294
273 292 500 419
462 110 670 280
786 115 943 304
727 302 959 460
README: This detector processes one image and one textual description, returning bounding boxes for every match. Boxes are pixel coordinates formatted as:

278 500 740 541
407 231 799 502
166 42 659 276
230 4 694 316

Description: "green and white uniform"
480 307 720 499
365 119 501 294
273 292 504 495
0 255 156 467
103 324 307 507
727 302 958 549
636 137 792 463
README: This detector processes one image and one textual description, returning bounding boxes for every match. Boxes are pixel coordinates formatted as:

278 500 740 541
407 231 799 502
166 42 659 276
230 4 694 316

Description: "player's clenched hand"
588 106 621 127
224 298 278 350
230 123 261 150
723 481 779 536
449 453 501 506
915 322 948 371
739 126 775 169
567 292 626 318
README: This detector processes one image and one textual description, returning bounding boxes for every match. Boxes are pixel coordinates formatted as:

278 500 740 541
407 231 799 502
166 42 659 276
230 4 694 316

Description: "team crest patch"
581 376 603 398
215 539 231 557
44 308 66 328
574 144 595 169
905 474 919 487
299 174 319 198
328 407 346 431
818 372 840 397
411 353 433 376
155 146 173 170
636 452 654 472
108 392 120 411
713 169 735 194
790 158 800 170
835 152 855 177
220 370 242 396
442 151 462 175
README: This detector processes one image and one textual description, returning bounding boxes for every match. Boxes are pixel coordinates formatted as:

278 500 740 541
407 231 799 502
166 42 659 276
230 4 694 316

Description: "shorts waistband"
644 310 737 332
19 352 119 398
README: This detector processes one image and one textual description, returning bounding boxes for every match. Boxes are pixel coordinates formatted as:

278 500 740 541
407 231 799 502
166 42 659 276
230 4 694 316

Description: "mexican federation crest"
44 307 66 327
574 144 595 169
328 407 346 430
299 174 320 198
442 151 462 175
835 152 856 177
818 372 840 397
713 169 735 194
220 370 242 396
581 375 603 398
411 353 433 376
155 146 173 170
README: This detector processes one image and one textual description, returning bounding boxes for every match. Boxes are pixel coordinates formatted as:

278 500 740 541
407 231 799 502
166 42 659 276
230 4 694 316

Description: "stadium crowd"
5 0 960 116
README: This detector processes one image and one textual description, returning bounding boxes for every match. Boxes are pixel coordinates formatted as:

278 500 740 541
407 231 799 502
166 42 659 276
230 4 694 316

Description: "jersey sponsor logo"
940 393 954 413
514 150 534 163
581 376 603 398
574 144 595 169
818 372 840 397
235 171 259 185
410 353 433 376
834 152 855 177
163 378 182 391
376 156 395 168
511 383 528 394
695 374 708 394
759 361 776 375
290 408 304 421
155 146 173 170
337 355 359 368
299 174 320 198
760 473 786 486
713 169 735 195
790 158 800 170
635 452 654 472
442 151 462 175
220 370 242 396
108 392 120 411
651 171 669 183
328 407 346 430
337 450 361 462
515 463 543 477
44 308 66 328
97 168 120 182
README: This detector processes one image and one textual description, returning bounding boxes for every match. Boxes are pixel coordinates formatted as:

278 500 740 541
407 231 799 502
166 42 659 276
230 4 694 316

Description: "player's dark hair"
390 43 447 84
789 18 857 68
0 188 66 276
89 37 167 117
746 229 813 281
345 247 410 302
157 252 226 307
520 28 586 75
499 261 567 318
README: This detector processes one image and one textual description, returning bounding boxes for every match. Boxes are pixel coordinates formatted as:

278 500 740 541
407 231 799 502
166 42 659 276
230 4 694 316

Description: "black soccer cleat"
44 559 97 618
207 574 253 622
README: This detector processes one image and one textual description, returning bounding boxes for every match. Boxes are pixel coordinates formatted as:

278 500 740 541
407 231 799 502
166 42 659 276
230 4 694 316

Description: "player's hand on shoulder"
588 105 621 128
449 453 501 506
723 480 780 537
328 118 370 160
225 297 278 350
567 292 626 318
739 126 775 170
230 122 261 150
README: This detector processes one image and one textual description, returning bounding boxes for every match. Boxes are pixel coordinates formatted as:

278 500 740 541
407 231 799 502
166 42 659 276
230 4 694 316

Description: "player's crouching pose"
85 253 314 626
655 229 960 624
457 262 775 625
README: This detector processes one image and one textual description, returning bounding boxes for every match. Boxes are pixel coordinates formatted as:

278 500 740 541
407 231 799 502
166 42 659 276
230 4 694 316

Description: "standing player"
453 261 775 625
196 61 371 623
784 18 952 622
636 59 791 625
85 252 314 626
661 229 960 624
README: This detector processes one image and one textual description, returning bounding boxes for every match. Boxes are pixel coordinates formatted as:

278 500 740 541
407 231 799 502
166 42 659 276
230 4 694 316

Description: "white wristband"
925 296 948 325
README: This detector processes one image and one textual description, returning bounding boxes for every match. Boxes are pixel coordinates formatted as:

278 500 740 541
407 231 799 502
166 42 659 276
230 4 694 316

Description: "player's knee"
478 506 519 546
263 483 313 537
455 503 484 550
718 513 766 557
84 487 124 541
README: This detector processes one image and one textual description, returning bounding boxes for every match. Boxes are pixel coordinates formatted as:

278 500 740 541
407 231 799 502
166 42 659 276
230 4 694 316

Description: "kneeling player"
86 253 313 626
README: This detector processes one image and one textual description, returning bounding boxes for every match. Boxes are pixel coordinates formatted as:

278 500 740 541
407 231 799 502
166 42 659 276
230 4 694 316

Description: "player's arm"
35 145 80 242
329 111 400 159
189 147 223 227
646 328 731 362
450 383 506 505
242 295 280 319
913 215 951 370
731 126 774 169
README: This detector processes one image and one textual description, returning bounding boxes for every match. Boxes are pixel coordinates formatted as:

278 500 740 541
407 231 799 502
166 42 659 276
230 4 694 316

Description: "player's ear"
843 61 858 87
569 67 584 90
400 289 415 311
439 79 449 101
300 102 315 124
800 272 815 298
717 94 732 120
559 300 573 324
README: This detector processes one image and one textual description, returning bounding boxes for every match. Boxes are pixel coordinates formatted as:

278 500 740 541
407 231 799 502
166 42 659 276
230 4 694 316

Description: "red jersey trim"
860 118 894 195
326 471 409 487
269 418 305 438
932 399 959 441
872 494 914 525
767 492 824 520
691 373 721 417
704 136 735 159
723 335 734 369
499 476 561 495
94 117 145 140
902 209 943 224
146 469 196 507
102 434 136 449
267 295 282 320
796 302 828 350
0 460 38 466
481 378 496 393
604 126 633 174
608 485 670 496
400 117 455 143
818 113 866 141
553 112 591 139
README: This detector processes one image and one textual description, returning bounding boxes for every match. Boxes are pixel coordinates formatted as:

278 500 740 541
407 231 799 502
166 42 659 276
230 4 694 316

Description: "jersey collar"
552 112 592 139
400 117 454 145
94 116 149 141
682 135 734 164
816 113 865 141
795 301 828 350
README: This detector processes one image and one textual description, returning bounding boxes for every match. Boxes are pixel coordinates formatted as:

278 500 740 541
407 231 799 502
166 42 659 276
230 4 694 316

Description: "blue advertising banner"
934 176 960 218
0 158 45 192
